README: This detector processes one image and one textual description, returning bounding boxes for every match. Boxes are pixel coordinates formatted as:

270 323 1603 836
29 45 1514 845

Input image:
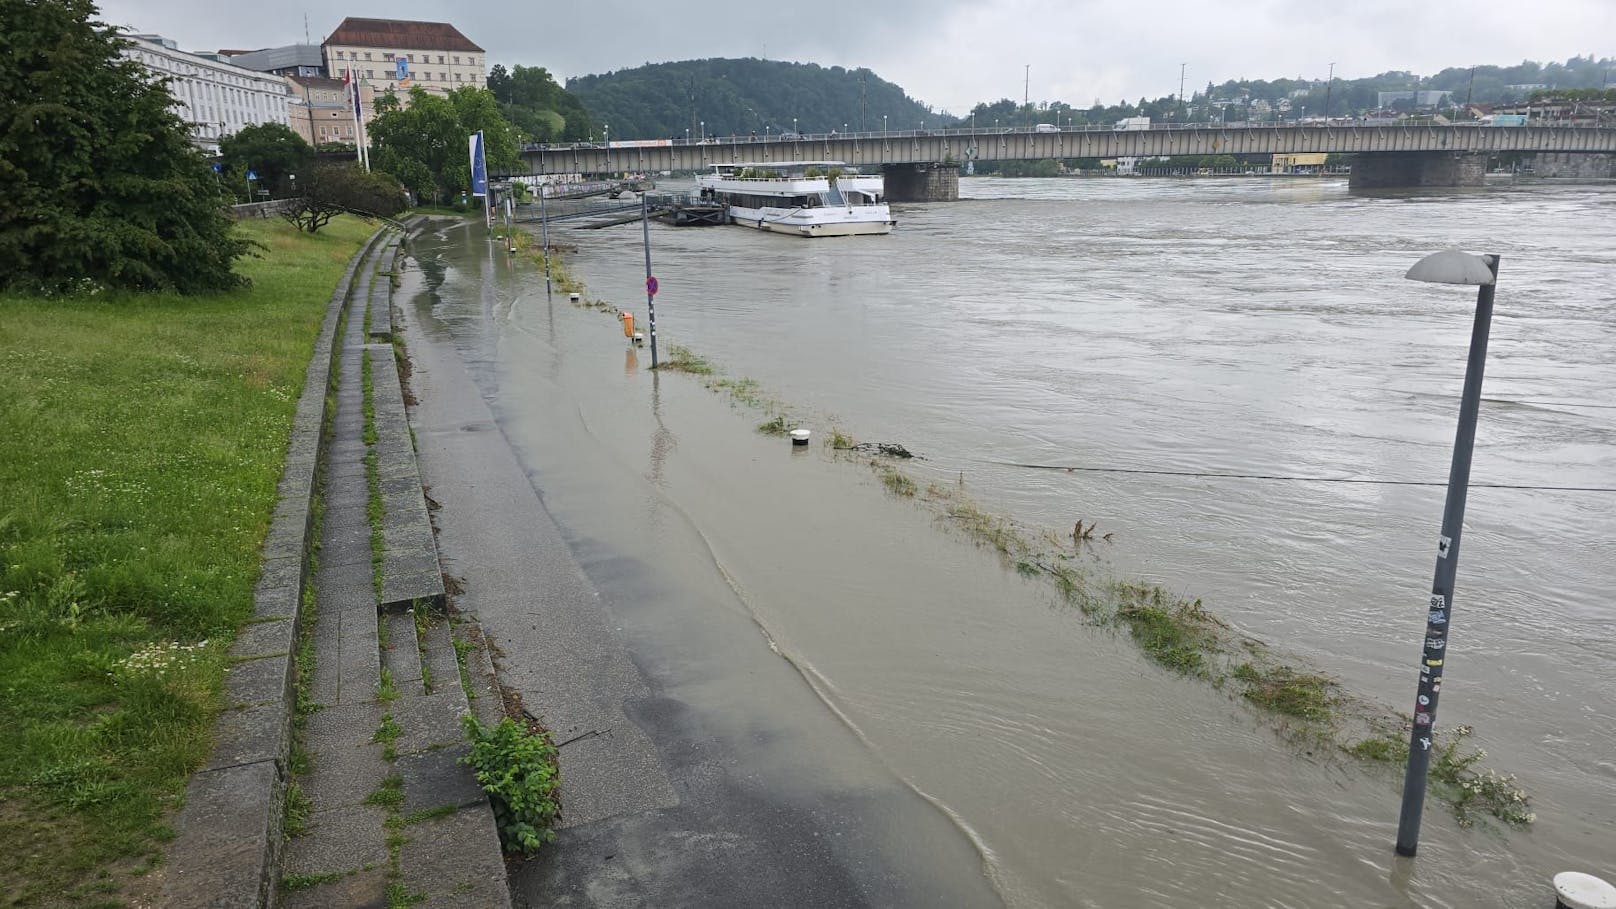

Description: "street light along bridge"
513 122 1616 200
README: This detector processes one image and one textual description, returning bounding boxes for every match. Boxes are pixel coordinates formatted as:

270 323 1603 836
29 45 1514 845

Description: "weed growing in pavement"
461 715 560 853
373 714 402 761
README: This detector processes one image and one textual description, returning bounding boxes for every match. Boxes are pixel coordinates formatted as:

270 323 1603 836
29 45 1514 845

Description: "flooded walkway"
401 177 1615 907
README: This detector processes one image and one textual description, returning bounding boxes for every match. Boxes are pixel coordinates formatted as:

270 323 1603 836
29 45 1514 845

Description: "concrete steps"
276 228 509 909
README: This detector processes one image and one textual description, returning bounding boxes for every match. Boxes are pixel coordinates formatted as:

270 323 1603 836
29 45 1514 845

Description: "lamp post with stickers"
1394 249 1501 857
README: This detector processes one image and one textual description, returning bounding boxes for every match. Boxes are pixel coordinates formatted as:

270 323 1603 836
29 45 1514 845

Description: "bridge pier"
1349 152 1487 189
882 162 960 202
1531 152 1616 179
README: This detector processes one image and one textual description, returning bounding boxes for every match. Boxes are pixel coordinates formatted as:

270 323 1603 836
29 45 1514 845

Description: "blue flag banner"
469 131 488 197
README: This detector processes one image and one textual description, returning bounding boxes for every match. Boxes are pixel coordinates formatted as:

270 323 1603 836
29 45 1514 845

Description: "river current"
411 176 1615 907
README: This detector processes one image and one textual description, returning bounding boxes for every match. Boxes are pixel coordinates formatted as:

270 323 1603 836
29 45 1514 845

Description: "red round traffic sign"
646 275 659 297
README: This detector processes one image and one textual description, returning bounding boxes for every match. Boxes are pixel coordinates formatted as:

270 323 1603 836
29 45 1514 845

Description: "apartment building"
286 75 375 147
121 33 291 153
321 18 485 100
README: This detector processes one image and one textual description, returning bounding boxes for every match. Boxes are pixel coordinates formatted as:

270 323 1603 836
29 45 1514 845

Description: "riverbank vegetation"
0 215 373 904
524 240 1531 830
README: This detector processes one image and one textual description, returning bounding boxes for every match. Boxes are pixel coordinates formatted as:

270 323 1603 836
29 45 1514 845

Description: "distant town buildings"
120 33 290 153
1376 90 1455 109
321 18 485 100
1493 96 1616 123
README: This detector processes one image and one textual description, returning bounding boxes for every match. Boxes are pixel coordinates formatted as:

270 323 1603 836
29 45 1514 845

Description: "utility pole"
1324 62 1335 120
1024 64 1030 109
1179 63 1187 121
860 73 867 131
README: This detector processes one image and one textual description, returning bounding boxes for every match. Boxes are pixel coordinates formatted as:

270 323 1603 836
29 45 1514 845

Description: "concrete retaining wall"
231 199 298 220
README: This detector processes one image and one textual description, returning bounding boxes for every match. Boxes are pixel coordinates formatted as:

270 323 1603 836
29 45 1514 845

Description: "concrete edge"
159 226 395 909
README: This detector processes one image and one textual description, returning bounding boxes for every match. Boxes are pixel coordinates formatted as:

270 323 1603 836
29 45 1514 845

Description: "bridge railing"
522 119 1616 154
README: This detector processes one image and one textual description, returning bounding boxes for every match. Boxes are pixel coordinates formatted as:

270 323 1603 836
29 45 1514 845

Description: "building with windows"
229 44 326 79
121 33 291 153
286 75 374 147
321 18 485 101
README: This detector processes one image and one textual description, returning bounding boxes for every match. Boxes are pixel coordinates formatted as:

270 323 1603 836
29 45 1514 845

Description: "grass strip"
0 215 373 904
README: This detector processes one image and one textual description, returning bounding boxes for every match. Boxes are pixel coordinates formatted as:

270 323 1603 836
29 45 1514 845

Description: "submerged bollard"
790 429 811 447
1554 872 1616 909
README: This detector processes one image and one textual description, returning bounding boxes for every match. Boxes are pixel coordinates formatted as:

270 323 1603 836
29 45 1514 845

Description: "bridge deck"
516 124 1616 176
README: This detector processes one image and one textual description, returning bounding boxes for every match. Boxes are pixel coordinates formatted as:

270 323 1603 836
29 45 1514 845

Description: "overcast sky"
102 0 1614 115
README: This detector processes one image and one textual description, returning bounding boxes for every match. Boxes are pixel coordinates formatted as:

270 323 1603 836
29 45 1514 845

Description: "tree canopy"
368 86 521 204
0 0 249 294
283 162 407 233
487 64 590 141
218 122 311 198
566 58 936 139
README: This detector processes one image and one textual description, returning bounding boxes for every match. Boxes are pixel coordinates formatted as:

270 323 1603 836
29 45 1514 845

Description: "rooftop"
230 44 324 73
323 18 483 53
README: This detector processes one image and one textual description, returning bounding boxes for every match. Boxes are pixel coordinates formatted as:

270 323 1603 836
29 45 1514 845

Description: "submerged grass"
657 344 715 375
0 215 373 903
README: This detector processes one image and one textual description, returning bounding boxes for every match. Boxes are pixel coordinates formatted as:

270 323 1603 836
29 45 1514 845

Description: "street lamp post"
1393 249 1502 858
604 123 610 171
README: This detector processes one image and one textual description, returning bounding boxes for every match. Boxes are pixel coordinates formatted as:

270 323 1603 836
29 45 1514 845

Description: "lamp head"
1405 250 1497 286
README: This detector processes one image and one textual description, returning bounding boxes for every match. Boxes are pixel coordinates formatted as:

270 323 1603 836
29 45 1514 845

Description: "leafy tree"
0 0 249 293
218 121 311 197
282 162 407 233
367 86 519 205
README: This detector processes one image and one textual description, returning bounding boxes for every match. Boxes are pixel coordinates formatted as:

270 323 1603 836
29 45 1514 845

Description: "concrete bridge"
516 123 1616 199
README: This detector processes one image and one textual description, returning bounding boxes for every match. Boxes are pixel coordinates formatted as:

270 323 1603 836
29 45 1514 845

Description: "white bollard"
790 429 811 447
1555 872 1616 909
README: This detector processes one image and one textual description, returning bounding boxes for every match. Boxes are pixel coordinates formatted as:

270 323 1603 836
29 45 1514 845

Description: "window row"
333 49 479 68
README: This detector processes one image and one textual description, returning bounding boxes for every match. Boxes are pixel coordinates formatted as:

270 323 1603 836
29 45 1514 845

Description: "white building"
122 34 291 153
322 18 485 100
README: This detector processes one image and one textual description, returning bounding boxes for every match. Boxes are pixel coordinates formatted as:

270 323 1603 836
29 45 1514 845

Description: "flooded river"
409 177 1614 907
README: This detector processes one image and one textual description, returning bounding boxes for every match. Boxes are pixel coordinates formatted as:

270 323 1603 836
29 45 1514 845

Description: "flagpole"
348 69 363 168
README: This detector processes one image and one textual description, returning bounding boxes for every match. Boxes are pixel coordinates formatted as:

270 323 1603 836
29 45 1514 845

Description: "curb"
159 227 395 909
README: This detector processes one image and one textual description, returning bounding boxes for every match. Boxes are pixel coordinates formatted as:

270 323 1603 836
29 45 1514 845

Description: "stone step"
381 611 426 698
418 621 459 700
366 345 445 612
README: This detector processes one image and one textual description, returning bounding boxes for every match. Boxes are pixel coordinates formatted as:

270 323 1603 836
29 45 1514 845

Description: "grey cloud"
99 0 1612 117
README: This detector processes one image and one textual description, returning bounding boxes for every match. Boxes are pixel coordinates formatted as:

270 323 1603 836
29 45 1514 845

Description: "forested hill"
566 58 936 140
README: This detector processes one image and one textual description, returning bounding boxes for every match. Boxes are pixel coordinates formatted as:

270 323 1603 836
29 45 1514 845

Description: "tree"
0 0 249 294
282 162 407 233
218 122 311 197
367 86 519 205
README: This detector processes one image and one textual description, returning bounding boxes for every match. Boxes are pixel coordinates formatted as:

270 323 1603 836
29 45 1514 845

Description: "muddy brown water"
408 177 1614 907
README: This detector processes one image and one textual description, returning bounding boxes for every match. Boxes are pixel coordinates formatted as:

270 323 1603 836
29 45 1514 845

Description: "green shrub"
461 716 560 853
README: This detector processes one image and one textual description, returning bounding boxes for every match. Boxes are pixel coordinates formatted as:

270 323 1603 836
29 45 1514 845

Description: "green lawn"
0 216 373 907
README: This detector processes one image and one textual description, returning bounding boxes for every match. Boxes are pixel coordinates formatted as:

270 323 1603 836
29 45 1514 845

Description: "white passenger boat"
695 161 895 237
